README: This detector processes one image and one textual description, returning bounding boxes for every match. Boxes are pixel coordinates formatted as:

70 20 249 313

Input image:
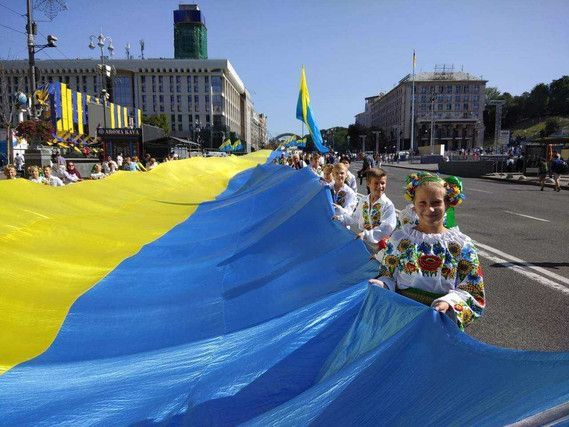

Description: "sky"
1 0 568 136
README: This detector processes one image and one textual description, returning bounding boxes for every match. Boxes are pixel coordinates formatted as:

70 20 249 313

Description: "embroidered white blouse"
377 224 485 329
342 193 397 246
331 184 357 217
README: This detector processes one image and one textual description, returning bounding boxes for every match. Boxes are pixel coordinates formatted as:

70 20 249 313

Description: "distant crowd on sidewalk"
2 150 184 186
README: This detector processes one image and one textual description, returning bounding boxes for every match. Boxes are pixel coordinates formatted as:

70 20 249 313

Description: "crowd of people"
276 151 485 330
2 151 172 186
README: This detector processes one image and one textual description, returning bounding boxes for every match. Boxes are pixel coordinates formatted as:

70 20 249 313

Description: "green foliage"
484 75 569 140
544 117 561 136
142 114 170 135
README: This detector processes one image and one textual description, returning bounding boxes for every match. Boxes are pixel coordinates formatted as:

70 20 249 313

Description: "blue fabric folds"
0 163 568 425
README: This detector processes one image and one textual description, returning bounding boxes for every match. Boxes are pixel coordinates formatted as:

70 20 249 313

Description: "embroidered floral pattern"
336 191 346 207
378 225 485 329
362 198 383 230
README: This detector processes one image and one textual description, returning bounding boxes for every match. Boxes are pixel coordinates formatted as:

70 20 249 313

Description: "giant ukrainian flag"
296 66 329 153
0 152 568 424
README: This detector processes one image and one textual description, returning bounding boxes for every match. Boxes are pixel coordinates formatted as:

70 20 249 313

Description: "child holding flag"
370 172 485 330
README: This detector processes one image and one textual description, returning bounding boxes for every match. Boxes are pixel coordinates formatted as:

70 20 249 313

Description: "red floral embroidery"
454 304 464 312
377 238 388 250
418 254 442 272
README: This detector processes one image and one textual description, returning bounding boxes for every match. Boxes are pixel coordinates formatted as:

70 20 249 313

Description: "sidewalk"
380 161 439 172
481 173 569 191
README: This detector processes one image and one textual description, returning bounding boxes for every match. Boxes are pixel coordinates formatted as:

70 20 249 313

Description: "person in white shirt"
146 157 159 170
116 153 123 168
14 153 25 175
27 165 47 184
340 156 358 193
90 163 106 180
340 168 396 253
291 153 306 170
331 162 357 219
309 153 322 177
42 166 64 186
103 156 118 174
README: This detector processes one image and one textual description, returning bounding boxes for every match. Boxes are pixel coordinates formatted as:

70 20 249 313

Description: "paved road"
350 161 569 351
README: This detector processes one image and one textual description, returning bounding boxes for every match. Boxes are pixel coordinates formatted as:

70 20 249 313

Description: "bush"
544 117 561 136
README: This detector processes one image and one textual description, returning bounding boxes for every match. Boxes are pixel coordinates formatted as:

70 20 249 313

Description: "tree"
544 117 560 136
142 114 170 135
485 87 501 101
548 76 569 116
526 83 549 118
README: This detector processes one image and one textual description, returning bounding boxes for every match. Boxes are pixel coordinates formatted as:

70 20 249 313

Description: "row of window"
419 95 479 102
170 114 212 131
140 75 222 94
419 84 479 94
141 94 223 113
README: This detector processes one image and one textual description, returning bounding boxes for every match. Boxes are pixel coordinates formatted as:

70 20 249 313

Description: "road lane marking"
469 188 492 194
504 210 550 222
477 249 569 296
474 242 569 287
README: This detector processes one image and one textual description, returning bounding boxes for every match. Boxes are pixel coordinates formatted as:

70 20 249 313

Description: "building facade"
174 4 208 60
0 58 267 152
355 68 487 151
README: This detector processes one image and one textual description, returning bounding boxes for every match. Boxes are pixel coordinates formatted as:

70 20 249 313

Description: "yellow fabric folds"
0 151 270 375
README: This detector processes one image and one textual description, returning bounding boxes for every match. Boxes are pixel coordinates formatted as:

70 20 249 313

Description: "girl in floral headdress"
370 172 485 330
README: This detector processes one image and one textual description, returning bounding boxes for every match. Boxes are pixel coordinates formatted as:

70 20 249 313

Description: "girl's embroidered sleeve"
377 235 401 291
432 243 485 330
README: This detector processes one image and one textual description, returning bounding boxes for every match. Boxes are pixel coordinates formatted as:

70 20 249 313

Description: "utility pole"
26 0 37 116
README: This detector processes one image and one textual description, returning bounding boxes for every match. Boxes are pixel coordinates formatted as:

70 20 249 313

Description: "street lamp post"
359 134 366 153
89 33 114 128
372 130 381 156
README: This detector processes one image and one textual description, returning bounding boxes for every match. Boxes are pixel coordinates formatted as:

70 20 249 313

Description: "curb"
380 164 439 172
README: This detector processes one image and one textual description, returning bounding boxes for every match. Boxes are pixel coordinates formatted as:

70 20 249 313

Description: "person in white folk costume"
330 163 357 218
339 156 358 193
338 168 397 254
369 172 485 330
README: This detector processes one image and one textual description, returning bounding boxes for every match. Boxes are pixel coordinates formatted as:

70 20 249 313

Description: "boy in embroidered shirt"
331 163 357 218
340 168 396 253
370 172 484 330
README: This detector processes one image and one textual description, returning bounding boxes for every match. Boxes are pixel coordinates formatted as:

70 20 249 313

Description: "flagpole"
411 49 416 155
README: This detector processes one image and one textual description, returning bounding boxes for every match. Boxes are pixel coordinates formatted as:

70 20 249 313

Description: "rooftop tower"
174 4 208 59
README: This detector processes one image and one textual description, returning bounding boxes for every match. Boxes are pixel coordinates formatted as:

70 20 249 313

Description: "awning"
169 136 201 147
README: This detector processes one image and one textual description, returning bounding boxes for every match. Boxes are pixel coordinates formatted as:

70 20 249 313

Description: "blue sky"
1 0 568 136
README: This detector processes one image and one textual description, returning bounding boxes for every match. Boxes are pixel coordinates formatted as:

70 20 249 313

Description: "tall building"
0 58 267 152
174 4 208 60
355 66 487 151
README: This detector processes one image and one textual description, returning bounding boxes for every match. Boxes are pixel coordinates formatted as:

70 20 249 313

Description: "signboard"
97 128 142 141
499 130 510 145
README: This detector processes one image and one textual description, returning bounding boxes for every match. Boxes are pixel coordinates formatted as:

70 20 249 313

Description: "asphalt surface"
350 161 569 351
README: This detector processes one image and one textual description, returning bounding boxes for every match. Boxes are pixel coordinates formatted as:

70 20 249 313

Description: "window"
194 95 199 105
472 95 479 101
463 95 470 102
169 76 174 87
160 105 164 112
178 123 183 131
142 95 147 105
455 103 461 110
438 103 443 110
205 95 210 105
455 85 462 94
193 76 198 90
211 76 222 92
455 95 461 102
463 103 469 110
473 103 479 111
159 95 164 103
158 85 163 92
464 85 470 93
204 76 209 90
178 114 182 123
152 76 156 85
171 114 176 124
446 85 453 93
170 95 175 104
420 86 427 94
206 114 210 123
195 104 199 112
438 85 443 93
187 76 192 92
447 103 452 110
158 76 163 84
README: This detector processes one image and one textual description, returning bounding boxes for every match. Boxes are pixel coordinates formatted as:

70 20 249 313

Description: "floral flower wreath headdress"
404 172 465 208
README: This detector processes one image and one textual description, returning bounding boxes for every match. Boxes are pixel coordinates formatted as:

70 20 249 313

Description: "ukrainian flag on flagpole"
296 66 329 154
